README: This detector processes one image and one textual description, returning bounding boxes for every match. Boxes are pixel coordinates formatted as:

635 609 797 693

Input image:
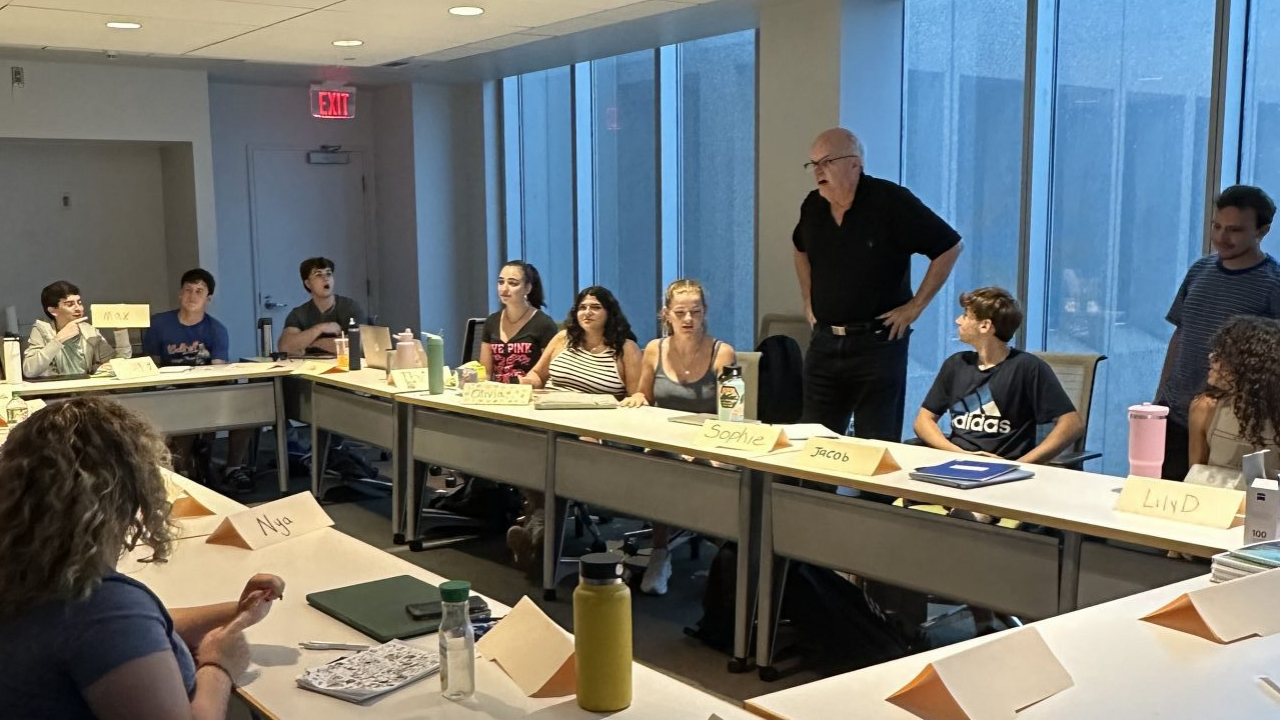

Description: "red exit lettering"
317 91 350 118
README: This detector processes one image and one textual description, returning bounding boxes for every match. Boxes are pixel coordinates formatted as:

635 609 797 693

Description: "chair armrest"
903 437 926 447
1048 449 1101 469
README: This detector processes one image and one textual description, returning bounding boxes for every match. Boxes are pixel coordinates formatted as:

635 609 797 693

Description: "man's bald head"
808 127 865 205
811 128 864 161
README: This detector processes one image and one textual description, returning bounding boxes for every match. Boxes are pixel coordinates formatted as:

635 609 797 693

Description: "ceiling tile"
12 1 310 25
0 5 258 54
325 0 645 33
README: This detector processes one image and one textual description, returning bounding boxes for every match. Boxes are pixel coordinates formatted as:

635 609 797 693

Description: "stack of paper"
532 392 618 410
296 640 440 703
909 459 1034 489
1211 540 1280 583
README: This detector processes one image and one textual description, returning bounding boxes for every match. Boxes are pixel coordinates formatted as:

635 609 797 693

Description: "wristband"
197 661 236 686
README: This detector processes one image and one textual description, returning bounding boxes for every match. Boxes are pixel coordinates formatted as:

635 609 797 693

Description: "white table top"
133 476 754 720
13 362 292 396
302 367 423 400
745 574 1280 720
394 392 1242 557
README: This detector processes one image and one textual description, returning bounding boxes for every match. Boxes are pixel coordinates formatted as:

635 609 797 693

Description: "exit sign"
310 85 356 119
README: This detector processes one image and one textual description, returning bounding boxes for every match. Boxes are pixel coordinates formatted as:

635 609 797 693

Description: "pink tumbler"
1128 403 1169 478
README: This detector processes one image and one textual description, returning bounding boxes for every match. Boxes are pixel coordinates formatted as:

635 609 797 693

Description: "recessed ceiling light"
106 21 141 29
332 39 364 47
449 6 485 16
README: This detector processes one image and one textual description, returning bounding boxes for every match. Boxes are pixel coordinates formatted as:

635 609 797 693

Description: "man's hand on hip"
877 299 925 340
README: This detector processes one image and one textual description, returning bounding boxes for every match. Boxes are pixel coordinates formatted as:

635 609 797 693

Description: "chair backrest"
737 351 761 421
461 317 486 365
758 313 811 357
1031 351 1106 452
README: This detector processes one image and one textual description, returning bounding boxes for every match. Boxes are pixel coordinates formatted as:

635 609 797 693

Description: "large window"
1241 0 1280 191
902 0 1026 436
1041 0 1212 476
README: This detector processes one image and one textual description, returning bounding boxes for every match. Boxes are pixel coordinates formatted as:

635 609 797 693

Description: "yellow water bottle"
573 552 632 711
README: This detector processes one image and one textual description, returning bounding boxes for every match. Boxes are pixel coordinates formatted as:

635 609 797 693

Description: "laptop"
361 325 428 370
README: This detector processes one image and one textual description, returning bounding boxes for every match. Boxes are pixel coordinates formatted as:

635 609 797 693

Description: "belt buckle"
829 325 847 337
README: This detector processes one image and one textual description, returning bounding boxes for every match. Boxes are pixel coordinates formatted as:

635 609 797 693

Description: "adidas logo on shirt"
951 399 1012 434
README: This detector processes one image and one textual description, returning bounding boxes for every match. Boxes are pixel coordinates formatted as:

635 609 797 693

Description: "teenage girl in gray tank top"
621 279 736 594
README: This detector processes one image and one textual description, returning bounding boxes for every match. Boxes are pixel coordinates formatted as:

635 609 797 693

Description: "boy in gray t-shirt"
278 256 365 356
1157 185 1280 480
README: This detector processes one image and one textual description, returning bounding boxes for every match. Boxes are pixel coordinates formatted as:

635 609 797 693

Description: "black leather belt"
823 321 882 337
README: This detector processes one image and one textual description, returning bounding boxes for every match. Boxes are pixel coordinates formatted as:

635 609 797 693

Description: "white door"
249 149 372 338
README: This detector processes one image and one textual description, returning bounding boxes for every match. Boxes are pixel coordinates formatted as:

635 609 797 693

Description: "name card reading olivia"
112 356 160 381
206 491 333 550
390 368 430 390
1115 475 1244 529
292 360 346 376
797 437 901 477
461 381 533 405
693 420 791 454
90 303 151 328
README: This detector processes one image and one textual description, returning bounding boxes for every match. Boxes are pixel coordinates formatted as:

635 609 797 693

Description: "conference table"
10 363 293 493
743 573 1280 720
131 474 758 720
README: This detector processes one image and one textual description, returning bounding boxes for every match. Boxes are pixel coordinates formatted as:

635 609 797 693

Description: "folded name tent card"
206 491 333 550
389 368 431 390
1142 567 1280 643
461 381 533 405
475 596 575 697
1115 475 1244 528
796 436 900 477
693 419 791 454
90 303 150 328
112 356 161 381
887 627 1073 720
292 360 347 376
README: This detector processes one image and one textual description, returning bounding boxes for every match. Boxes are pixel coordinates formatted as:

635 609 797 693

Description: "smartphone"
406 596 490 621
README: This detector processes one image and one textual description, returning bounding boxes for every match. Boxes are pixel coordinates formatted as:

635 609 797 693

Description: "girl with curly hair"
1188 315 1280 481
0 397 285 720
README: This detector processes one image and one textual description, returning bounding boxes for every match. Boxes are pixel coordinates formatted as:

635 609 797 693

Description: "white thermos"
2 334 21 383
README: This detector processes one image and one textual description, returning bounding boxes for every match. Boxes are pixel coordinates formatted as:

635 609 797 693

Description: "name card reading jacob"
90 304 151 328
112 356 160 381
693 420 789 454
1115 475 1244 529
206 492 333 550
797 437 901 477
462 382 533 405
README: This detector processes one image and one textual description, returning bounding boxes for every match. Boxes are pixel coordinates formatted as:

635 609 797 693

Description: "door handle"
263 295 286 310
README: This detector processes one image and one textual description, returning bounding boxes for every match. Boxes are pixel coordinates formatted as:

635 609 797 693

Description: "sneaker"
219 466 255 496
641 548 672 595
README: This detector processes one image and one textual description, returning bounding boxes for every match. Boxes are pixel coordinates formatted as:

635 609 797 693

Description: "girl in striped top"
507 286 642 568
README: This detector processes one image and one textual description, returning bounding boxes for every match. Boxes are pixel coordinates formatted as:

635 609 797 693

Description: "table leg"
393 402 412 544
273 377 289 496
1059 530 1083 614
755 475 778 679
542 432 559 602
730 467 757 673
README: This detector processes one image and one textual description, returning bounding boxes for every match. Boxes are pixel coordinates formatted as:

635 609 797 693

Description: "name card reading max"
693 420 790 454
90 304 151 328
206 492 334 550
1115 475 1244 529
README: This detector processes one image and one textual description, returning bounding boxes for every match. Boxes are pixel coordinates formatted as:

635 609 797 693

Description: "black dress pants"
801 327 910 441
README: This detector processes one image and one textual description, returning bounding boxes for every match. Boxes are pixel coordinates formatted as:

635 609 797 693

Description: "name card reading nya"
206 491 334 550
1116 475 1244 529
462 381 533 405
693 420 790 454
797 436 901 477
90 304 151 328
112 356 160 381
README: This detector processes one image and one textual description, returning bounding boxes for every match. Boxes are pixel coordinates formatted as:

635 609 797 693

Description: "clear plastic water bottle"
438 580 475 701
5 392 29 425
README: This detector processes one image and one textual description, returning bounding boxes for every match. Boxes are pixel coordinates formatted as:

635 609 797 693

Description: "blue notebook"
909 459 1033 489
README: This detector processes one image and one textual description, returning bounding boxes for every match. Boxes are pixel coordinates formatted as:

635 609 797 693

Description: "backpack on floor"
783 562 912 673
684 541 738 654
755 335 804 424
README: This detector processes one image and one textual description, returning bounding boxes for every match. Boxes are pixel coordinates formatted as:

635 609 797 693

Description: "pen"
299 642 370 651
1258 675 1280 703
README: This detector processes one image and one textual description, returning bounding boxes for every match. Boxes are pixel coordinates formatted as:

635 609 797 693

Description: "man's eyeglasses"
803 154 858 172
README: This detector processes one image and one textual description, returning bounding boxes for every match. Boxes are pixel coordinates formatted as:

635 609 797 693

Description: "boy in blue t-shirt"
143 269 255 494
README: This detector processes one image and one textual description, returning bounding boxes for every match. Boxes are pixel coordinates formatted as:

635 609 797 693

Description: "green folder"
306 575 442 643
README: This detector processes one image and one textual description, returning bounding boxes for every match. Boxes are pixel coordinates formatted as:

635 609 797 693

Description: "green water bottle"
424 332 445 395
574 552 632 712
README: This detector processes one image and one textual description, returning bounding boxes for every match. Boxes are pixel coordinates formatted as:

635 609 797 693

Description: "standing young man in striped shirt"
1157 185 1280 480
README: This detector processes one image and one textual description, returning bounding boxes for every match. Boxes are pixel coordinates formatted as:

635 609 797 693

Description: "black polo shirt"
792 173 961 325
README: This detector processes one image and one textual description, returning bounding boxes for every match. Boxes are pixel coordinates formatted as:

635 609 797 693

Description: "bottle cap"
719 363 742 378
440 580 471 603
579 552 624 580
1128 402 1168 418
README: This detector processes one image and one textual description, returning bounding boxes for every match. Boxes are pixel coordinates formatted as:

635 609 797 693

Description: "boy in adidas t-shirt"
915 287 1083 464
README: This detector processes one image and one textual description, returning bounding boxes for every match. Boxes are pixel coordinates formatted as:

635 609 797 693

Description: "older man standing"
793 128 963 439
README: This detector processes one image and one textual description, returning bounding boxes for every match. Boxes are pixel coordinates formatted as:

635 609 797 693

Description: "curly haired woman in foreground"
0 397 285 720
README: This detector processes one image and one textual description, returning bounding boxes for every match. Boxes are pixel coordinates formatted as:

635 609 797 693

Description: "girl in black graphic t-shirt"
480 260 559 383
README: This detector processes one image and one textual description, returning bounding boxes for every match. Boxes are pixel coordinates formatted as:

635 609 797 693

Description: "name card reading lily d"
1116 475 1244 529
206 492 333 550
693 420 791 454
462 381 533 405
797 436 901 477
112 356 160 381
90 303 151 328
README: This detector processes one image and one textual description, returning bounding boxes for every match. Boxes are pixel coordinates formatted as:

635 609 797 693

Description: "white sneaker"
641 548 672 595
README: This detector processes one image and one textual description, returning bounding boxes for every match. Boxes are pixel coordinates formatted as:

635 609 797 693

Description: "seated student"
1187 315 1280 484
480 260 559 383
621 279 735 595
143 268 257 494
914 287 1083 464
0 396 285 720
22 280 131 378
278 257 365 356
507 286 643 566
